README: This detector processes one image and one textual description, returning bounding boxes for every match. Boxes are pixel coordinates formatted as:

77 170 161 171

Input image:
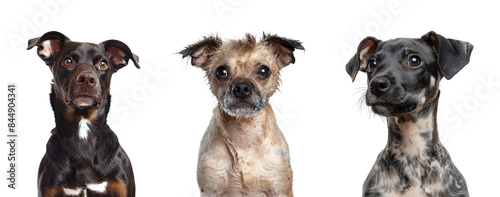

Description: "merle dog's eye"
99 60 108 69
368 60 377 69
257 65 270 79
408 55 422 67
63 58 72 66
215 66 228 79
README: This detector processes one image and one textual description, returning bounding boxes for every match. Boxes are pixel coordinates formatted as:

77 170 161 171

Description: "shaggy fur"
181 33 304 197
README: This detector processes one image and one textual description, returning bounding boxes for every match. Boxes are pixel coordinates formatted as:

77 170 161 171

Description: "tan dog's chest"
197 108 293 197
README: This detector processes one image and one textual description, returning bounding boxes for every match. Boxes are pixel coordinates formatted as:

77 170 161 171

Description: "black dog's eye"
367 59 377 70
215 66 228 79
99 60 108 69
63 58 72 66
257 65 271 79
408 55 422 67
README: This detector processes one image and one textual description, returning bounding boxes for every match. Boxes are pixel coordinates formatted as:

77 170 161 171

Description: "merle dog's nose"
232 82 252 99
370 77 390 96
76 73 97 87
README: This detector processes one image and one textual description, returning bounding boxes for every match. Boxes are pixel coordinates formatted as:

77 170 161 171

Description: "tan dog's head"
181 33 304 118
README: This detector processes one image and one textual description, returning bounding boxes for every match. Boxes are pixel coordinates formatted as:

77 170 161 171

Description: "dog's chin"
221 102 263 118
369 101 417 117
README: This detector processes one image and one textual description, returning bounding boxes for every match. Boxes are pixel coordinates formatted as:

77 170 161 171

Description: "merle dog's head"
346 31 473 117
28 31 140 113
180 33 304 118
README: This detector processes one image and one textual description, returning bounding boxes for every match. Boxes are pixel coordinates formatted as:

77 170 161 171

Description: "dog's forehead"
212 40 275 67
62 42 105 56
377 38 433 57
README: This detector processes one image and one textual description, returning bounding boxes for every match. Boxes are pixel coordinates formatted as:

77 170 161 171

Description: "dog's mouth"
220 96 265 118
367 100 417 117
222 101 263 118
68 93 100 109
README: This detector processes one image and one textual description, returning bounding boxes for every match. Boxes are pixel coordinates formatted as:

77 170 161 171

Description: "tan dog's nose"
232 82 252 99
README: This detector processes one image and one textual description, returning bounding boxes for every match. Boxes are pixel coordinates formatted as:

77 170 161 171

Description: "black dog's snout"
76 72 97 87
232 82 252 99
370 77 390 96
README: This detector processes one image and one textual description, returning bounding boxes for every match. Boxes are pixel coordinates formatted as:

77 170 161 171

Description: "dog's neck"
216 103 277 149
385 93 441 157
50 85 110 140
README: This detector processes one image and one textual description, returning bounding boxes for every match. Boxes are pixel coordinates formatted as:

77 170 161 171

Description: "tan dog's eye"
63 58 72 66
216 66 228 79
99 60 108 69
257 65 270 79
408 55 422 67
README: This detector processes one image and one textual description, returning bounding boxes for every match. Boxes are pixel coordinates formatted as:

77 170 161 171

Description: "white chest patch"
78 119 91 140
63 187 84 196
87 181 107 193
62 181 107 196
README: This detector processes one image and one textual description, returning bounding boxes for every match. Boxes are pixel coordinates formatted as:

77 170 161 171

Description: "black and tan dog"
181 34 303 197
28 31 139 197
347 31 472 196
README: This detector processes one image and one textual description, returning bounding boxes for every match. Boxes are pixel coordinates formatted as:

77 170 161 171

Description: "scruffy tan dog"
180 33 304 197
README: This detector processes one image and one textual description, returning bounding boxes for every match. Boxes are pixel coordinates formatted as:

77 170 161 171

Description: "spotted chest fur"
363 112 468 197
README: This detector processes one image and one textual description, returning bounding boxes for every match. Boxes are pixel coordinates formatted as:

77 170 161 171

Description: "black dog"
28 31 139 197
346 31 472 196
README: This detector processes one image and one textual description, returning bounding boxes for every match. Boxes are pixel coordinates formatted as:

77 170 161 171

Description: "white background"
1 0 499 196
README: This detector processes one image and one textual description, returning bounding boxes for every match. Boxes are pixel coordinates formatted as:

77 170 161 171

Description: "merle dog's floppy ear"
101 40 140 71
422 31 473 80
346 37 381 82
179 35 222 69
263 33 304 68
27 31 70 66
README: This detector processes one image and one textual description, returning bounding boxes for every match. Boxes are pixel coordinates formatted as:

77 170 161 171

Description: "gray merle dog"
346 31 473 197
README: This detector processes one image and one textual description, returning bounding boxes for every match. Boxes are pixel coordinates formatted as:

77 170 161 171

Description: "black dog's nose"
76 73 97 87
370 77 390 96
232 82 252 99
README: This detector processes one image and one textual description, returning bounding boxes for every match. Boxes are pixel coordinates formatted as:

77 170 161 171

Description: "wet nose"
370 77 390 96
76 72 97 88
232 82 252 99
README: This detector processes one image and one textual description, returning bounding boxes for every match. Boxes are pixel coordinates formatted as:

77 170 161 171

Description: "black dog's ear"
179 35 222 69
422 31 473 80
346 37 381 82
27 31 70 66
263 33 305 68
101 40 140 71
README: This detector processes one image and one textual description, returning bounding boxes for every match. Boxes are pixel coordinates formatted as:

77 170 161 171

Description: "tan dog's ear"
262 33 304 68
179 35 222 69
27 31 70 66
346 37 381 82
421 31 473 80
100 40 140 72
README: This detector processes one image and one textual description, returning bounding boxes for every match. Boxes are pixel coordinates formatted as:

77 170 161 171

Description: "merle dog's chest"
364 145 468 197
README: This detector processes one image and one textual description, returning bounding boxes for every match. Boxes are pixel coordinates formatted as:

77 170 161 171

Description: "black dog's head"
27 31 140 113
346 31 473 117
